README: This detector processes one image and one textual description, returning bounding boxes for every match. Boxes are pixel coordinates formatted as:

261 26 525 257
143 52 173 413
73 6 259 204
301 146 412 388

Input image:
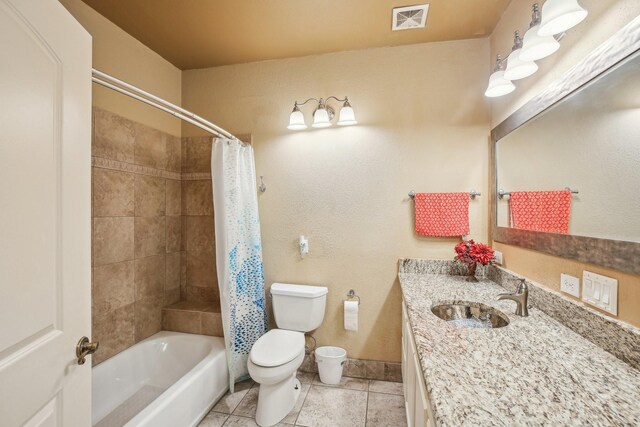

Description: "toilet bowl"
248 330 305 427
248 283 328 427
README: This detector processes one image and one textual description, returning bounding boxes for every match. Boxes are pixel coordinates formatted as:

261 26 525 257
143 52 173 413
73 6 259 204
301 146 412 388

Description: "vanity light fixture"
312 99 332 128
504 31 539 80
485 2 588 99
287 105 307 130
337 99 357 126
538 0 588 36
485 55 516 98
520 3 561 62
287 96 357 130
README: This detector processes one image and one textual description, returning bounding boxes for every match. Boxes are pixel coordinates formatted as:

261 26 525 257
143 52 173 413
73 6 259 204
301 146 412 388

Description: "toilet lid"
250 329 305 367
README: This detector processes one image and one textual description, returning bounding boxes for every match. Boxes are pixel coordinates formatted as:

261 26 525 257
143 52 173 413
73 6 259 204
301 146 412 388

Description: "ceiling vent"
392 4 429 31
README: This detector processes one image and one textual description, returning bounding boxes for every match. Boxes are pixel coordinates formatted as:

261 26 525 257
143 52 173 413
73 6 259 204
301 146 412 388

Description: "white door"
0 0 92 425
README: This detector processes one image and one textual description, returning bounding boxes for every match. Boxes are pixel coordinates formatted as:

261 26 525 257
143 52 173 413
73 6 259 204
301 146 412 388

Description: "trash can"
315 346 347 385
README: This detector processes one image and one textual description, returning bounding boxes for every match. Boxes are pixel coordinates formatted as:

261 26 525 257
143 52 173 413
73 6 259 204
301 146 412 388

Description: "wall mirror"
491 18 640 275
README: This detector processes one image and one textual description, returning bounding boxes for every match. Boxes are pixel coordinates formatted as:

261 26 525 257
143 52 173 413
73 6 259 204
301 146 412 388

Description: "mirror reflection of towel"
414 192 470 237
509 190 572 234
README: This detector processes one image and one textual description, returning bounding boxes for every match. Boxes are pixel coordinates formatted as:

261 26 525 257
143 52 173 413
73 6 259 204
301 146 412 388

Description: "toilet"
248 283 328 427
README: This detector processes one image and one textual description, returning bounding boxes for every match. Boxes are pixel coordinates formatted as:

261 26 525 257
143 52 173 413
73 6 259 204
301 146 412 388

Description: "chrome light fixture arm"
294 98 321 108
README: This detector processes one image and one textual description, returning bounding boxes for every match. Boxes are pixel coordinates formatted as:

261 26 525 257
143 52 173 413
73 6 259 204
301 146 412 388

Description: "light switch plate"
582 271 618 315
560 273 580 298
493 250 503 265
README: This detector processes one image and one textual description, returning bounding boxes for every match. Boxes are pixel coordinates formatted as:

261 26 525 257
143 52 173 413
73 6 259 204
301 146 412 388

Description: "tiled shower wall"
91 108 184 364
181 137 219 308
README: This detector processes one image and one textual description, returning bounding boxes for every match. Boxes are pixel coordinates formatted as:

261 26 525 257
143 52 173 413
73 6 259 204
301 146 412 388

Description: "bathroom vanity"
402 300 435 427
399 259 640 427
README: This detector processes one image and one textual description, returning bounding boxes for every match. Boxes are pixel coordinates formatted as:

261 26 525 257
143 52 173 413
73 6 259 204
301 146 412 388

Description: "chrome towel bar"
408 190 482 200
498 187 579 199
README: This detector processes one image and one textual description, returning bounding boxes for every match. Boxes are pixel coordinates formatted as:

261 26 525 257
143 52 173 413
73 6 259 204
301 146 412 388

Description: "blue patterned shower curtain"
212 138 267 392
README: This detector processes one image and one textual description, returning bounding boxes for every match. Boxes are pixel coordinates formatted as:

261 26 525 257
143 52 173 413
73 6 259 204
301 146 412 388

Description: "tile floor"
198 372 407 427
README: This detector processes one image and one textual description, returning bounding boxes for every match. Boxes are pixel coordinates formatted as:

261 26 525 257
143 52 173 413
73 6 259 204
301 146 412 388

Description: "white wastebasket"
315 346 347 385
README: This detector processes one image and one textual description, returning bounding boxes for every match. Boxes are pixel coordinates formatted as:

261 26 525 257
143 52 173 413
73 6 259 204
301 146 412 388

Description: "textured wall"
59 0 182 136
91 108 183 364
182 39 491 362
489 0 640 327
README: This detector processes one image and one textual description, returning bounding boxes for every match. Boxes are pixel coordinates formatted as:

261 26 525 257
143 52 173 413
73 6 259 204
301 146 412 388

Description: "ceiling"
81 0 512 70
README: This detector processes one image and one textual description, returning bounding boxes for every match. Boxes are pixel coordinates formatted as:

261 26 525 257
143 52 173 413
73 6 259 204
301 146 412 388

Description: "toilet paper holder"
346 289 360 305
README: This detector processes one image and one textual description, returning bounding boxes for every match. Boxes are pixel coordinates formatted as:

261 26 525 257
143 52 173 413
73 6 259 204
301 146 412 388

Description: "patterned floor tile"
295 386 367 427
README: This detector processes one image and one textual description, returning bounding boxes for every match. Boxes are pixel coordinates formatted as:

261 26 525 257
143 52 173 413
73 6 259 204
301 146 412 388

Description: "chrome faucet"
497 279 529 317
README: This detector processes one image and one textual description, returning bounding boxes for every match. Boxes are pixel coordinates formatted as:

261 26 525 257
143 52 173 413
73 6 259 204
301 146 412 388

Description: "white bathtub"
92 331 228 427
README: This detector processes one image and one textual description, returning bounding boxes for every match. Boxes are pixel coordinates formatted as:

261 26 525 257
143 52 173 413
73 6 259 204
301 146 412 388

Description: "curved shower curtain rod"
91 68 245 145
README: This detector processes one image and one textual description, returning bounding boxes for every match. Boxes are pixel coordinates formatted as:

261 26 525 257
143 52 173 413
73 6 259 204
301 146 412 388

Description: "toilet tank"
270 283 328 332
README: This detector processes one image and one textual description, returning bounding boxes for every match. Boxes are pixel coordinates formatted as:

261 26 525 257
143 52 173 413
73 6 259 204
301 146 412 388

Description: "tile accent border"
92 156 181 180
398 259 640 370
299 352 402 383
182 172 212 180
92 156 214 182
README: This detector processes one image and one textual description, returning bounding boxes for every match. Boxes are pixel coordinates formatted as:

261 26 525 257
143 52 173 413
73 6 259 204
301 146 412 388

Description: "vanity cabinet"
402 302 435 427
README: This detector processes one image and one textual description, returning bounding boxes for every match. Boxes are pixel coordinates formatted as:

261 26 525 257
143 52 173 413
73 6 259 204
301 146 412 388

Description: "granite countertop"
399 269 640 426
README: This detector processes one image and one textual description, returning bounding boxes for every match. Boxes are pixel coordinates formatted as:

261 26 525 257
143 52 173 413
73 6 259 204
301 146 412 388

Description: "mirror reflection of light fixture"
485 55 516 98
538 0 588 36
520 3 561 62
505 31 539 80
287 96 356 130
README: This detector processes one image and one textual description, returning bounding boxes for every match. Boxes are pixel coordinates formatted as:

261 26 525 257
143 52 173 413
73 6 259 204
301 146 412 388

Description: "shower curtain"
212 138 267 392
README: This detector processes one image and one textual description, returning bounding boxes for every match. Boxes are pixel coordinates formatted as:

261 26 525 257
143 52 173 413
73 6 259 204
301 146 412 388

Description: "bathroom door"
0 0 92 425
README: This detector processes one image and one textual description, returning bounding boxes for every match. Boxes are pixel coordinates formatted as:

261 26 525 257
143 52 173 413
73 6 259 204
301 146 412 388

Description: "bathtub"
92 331 228 427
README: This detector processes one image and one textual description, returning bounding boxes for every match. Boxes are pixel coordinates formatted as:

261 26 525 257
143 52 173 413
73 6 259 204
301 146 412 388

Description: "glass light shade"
287 109 307 130
504 49 538 80
312 107 331 128
538 0 588 36
337 105 357 126
484 70 515 98
520 24 560 61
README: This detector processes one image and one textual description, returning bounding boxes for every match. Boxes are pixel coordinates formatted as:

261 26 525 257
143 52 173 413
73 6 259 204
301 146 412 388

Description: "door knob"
76 336 99 365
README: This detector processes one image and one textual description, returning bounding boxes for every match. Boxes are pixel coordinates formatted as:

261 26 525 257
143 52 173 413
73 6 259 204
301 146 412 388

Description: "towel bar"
408 190 481 200
498 187 579 199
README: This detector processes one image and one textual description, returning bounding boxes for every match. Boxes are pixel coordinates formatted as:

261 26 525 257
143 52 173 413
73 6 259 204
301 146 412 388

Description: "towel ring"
346 289 360 305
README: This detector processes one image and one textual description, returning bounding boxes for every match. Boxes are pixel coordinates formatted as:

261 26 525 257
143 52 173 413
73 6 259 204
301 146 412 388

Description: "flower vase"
466 262 478 282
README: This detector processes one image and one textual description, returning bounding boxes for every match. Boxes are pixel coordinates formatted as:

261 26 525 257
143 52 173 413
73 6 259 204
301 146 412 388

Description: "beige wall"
489 0 640 327
182 39 491 361
59 0 182 136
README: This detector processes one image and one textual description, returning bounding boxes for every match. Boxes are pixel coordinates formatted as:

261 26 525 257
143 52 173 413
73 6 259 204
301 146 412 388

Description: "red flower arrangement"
454 240 494 282
454 240 494 266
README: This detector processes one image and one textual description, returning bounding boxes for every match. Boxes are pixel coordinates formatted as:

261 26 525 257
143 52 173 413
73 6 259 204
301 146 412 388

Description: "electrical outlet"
493 250 503 265
560 273 580 297
582 271 618 315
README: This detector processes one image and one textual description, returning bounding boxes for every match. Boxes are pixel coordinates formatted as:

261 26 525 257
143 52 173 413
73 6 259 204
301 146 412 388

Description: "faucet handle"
517 278 528 293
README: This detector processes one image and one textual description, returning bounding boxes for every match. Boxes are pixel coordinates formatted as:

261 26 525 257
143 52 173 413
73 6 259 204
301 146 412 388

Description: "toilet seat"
250 329 304 367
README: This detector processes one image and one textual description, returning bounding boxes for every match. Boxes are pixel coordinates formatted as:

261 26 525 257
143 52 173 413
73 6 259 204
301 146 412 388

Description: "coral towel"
509 190 572 234
414 192 470 237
